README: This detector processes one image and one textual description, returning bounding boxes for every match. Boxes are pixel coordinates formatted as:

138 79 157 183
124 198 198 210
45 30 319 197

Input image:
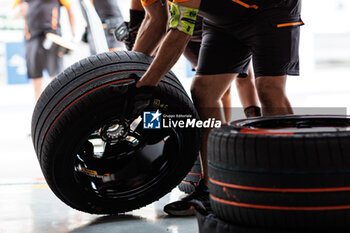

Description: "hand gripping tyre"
208 115 350 229
31 51 200 214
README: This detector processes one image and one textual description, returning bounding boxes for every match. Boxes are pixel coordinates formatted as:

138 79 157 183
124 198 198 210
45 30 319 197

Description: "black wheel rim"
73 117 182 199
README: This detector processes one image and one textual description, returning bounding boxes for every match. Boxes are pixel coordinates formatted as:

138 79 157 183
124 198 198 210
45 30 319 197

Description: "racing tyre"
195 210 349 233
208 115 350 229
31 51 200 214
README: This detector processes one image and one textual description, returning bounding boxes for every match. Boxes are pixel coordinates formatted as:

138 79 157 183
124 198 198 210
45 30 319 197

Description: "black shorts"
25 36 63 79
196 4 303 78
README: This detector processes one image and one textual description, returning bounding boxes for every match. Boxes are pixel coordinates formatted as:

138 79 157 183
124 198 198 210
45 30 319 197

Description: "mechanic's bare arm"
137 29 190 87
131 0 143 12
133 0 169 56
136 0 201 87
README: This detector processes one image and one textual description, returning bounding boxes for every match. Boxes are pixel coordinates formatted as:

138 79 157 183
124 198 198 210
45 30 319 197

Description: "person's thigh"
252 23 302 78
191 73 237 107
248 2 303 78
196 21 251 77
184 41 200 69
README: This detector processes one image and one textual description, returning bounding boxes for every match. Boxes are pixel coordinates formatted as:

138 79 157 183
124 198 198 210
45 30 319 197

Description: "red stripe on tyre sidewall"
210 194 350 211
41 78 134 154
209 177 350 193
239 128 294 135
36 70 142 153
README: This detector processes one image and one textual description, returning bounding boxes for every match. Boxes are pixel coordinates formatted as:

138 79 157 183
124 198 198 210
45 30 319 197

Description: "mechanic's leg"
236 66 260 109
235 66 261 117
221 86 232 122
255 75 293 116
133 0 169 55
32 77 42 101
191 73 237 185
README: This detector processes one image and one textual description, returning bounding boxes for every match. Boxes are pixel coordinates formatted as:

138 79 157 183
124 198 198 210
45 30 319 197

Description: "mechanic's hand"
114 22 141 51
130 84 156 117
125 23 141 51
124 74 156 119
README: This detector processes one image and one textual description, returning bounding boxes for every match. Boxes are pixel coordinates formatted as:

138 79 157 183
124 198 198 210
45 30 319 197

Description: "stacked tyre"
201 115 350 232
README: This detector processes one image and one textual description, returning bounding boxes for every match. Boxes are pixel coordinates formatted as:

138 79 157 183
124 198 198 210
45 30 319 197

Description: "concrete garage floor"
1 64 350 233
0 184 197 233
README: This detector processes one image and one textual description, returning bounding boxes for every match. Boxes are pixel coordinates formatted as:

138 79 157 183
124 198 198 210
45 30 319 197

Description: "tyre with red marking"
31 51 200 214
208 115 350 229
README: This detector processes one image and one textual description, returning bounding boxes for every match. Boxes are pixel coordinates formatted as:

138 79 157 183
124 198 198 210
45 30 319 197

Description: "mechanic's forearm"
133 16 167 55
132 6 168 56
137 29 190 87
131 0 144 11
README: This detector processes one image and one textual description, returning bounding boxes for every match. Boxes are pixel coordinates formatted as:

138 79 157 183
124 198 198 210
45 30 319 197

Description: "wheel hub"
100 121 129 143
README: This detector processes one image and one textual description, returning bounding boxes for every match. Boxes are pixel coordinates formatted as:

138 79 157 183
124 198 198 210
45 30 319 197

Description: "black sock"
244 106 261 118
129 9 145 28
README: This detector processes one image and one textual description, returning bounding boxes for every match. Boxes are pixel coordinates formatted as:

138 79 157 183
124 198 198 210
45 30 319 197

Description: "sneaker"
164 179 211 216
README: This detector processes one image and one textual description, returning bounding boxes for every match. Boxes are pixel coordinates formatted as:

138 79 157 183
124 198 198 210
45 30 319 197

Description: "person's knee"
235 77 254 89
257 88 278 107
222 86 231 98
191 78 206 103
191 74 236 107
191 77 219 105
256 76 287 106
